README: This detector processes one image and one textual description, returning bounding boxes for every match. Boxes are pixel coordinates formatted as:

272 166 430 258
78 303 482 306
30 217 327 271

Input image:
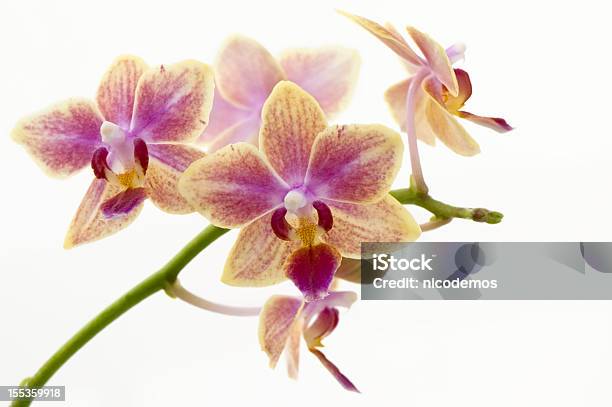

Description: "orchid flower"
342 12 512 156
259 291 359 392
198 35 360 152
180 81 420 301
341 12 512 192
11 56 214 247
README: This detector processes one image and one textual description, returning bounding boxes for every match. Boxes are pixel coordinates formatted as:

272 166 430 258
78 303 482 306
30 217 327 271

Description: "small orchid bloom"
12 56 214 247
341 12 512 157
180 81 420 301
198 35 360 151
259 291 359 392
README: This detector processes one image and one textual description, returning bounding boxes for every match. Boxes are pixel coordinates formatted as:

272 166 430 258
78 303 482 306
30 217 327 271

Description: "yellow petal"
425 97 480 156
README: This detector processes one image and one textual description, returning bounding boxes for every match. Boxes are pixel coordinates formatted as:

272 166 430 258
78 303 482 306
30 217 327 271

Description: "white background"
1 0 611 406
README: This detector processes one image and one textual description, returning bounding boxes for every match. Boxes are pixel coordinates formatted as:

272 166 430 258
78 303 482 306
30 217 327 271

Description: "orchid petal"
198 88 255 146
11 99 103 178
215 35 285 109
101 187 147 218
338 11 422 66
457 111 513 132
260 81 327 186
305 124 403 204
424 97 480 156
446 43 466 64
64 179 144 248
205 114 260 153
96 55 147 129
384 23 422 73
279 47 360 117
309 349 360 393
130 61 214 143
285 243 342 302
179 143 289 228
406 26 458 96
258 295 303 368
145 144 205 214
384 79 436 145
222 212 299 286
321 196 421 258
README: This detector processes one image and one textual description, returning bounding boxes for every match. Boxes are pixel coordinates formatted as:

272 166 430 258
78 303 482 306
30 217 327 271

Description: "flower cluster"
11 11 511 394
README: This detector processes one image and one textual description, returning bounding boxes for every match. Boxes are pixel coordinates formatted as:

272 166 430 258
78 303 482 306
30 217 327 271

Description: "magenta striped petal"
101 187 148 218
145 144 205 214
305 124 403 204
130 61 214 143
64 179 144 248
214 35 285 109
11 99 103 178
179 143 289 228
260 81 327 186
279 47 360 117
96 55 147 129
285 243 341 302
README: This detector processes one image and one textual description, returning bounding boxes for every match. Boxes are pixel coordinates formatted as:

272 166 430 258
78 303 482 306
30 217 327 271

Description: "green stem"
13 187 502 406
12 225 228 407
390 187 503 224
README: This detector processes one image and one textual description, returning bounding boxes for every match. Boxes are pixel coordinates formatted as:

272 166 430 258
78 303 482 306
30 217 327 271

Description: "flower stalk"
391 181 504 224
405 69 429 193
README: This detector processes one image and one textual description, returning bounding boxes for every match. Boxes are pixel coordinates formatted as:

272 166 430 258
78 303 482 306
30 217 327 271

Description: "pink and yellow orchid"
12 56 214 248
259 291 359 392
180 81 420 301
341 12 512 157
198 35 360 151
